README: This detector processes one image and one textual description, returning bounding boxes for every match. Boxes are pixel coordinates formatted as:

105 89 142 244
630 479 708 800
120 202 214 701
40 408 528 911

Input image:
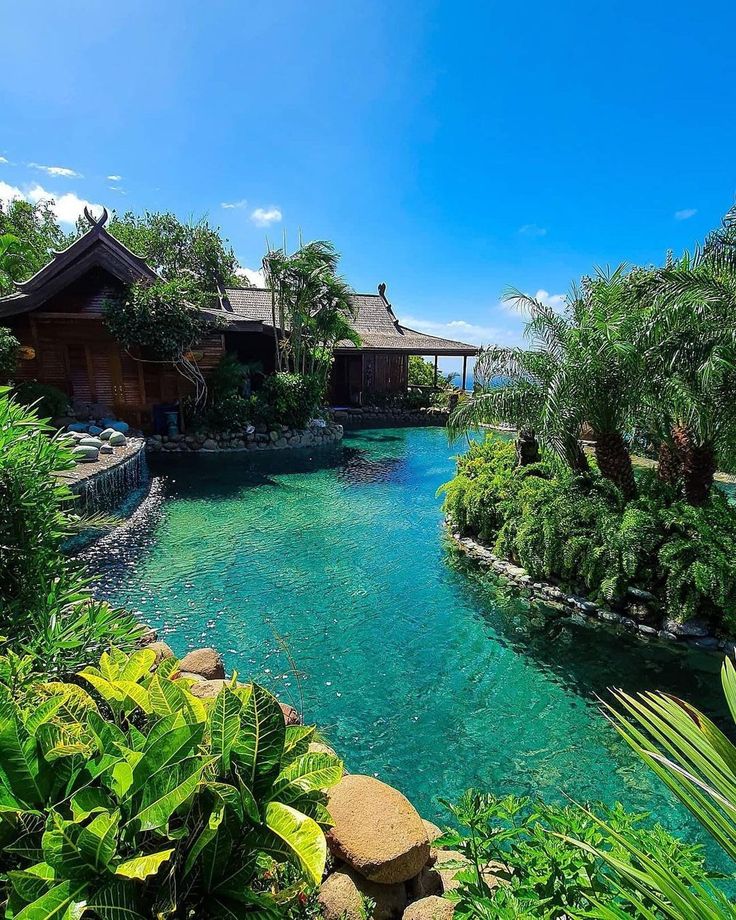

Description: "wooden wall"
6 269 226 431
363 352 408 394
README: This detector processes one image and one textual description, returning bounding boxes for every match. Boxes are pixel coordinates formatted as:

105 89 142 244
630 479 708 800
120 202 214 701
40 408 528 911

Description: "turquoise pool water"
85 427 727 846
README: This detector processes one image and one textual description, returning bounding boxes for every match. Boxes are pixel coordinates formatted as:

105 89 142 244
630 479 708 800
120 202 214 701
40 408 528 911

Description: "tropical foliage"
12 381 69 419
262 240 360 383
439 791 706 919
573 656 736 919
0 647 343 919
0 388 141 679
441 436 736 630
103 278 222 408
0 325 19 382
451 207 736 507
0 199 72 291
105 210 241 300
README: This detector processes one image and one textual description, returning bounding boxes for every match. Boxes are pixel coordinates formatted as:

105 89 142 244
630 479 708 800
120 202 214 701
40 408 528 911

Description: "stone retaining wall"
61 439 148 515
333 406 449 427
146 422 343 453
449 521 733 656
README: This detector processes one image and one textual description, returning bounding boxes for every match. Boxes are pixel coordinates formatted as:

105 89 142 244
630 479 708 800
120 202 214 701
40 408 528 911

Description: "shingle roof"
223 287 477 355
0 209 157 318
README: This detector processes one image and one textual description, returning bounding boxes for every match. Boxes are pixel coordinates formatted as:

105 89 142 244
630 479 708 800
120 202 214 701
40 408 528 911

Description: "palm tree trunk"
672 425 716 506
657 440 682 486
515 428 540 466
594 430 636 500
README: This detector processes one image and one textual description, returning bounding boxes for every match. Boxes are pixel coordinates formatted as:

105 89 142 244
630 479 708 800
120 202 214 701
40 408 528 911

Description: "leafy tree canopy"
104 210 242 301
0 199 72 290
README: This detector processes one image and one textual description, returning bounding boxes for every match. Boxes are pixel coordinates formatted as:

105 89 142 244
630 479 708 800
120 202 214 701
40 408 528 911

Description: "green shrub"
13 380 69 419
0 647 343 919
203 392 252 431
0 387 141 678
262 373 325 428
0 326 19 381
442 434 736 628
439 791 707 918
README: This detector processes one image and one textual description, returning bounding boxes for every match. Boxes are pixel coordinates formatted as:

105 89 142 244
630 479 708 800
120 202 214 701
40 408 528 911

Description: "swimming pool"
84 426 727 850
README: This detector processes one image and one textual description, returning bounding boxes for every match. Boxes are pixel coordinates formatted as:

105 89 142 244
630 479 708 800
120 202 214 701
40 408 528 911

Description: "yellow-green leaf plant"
0 648 343 919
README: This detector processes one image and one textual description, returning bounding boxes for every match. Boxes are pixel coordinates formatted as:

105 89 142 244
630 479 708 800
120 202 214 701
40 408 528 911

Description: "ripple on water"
84 428 728 858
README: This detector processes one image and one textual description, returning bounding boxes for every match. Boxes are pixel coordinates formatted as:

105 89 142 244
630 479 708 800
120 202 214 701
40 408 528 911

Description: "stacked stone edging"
448 521 733 656
146 422 343 453
333 406 449 428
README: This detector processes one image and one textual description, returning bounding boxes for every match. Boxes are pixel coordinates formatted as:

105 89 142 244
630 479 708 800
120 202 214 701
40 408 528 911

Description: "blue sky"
2 0 736 369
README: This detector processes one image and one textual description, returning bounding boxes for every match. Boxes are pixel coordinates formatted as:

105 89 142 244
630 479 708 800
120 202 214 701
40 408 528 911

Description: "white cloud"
401 315 512 348
108 186 126 194
29 163 81 179
106 174 122 181
518 223 547 238
250 206 282 227
502 288 566 314
0 180 24 206
0 156 8 165
236 266 266 287
221 198 248 209
26 184 103 225
674 208 697 221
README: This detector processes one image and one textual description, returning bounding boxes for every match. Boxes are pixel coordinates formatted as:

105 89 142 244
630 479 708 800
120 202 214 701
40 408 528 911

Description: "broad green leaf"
114 848 174 880
134 758 205 832
118 648 156 683
231 684 285 795
14 879 87 920
0 699 46 806
130 722 204 796
25 697 65 737
115 681 151 715
155 657 180 680
270 753 343 804
78 671 125 704
282 725 315 764
262 800 327 885
70 788 114 822
211 687 241 773
76 811 120 871
88 879 147 919
183 800 225 877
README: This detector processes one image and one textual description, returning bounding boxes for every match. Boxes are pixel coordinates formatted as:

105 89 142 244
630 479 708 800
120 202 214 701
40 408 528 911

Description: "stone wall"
62 439 148 516
146 422 343 453
333 406 449 428
449 521 733 656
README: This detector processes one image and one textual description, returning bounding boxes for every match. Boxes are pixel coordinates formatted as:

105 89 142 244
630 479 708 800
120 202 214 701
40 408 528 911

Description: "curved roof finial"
83 205 109 229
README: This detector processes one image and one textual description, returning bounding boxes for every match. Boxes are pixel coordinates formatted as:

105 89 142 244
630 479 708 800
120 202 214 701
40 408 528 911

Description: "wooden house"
0 211 477 428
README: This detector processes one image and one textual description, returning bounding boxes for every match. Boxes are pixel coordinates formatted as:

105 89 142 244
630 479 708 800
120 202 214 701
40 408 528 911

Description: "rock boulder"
179 647 225 680
403 896 454 920
318 868 406 920
326 775 430 883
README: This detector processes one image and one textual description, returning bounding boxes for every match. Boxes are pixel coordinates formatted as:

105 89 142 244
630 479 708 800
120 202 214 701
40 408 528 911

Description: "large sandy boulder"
187 678 227 699
179 647 225 680
403 896 454 920
326 775 430 884
422 820 443 844
318 868 406 920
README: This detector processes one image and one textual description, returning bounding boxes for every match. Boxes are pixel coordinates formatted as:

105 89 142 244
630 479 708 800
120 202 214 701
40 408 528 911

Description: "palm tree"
262 240 358 377
648 229 736 504
449 267 644 499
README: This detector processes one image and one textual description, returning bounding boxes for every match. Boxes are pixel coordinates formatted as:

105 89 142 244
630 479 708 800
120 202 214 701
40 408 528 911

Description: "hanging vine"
102 278 222 407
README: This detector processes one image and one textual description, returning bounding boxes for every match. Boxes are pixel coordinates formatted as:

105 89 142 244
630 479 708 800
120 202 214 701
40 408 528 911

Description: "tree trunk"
594 430 636 500
657 440 682 486
672 425 716 506
515 428 541 466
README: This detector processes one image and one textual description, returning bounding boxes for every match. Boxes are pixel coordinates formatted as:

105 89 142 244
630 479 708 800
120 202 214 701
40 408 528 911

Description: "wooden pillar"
462 355 468 391
433 355 438 386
